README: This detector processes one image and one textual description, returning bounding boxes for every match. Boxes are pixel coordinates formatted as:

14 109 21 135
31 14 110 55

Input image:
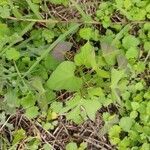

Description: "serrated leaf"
125 47 139 59
79 27 93 40
30 76 45 94
109 125 121 145
60 95 101 124
79 27 99 41
25 106 39 119
66 142 78 150
49 0 68 6
83 99 101 121
13 129 26 145
74 42 97 68
119 117 133 132
101 42 118 65
5 48 20 60
111 69 125 88
21 93 36 109
47 61 83 91
122 35 140 49
42 29 55 43
0 5 10 18
117 54 128 69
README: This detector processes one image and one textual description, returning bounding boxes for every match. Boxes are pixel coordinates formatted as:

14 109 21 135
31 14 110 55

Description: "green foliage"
74 42 97 69
66 142 78 150
119 117 133 132
0 0 149 149
60 94 101 124
49 0 68 5
66 142 87 150
25 106 39 119
122 35 140 49
5 48 20 60
13 129 26 144
79 27 99 41
47 61 83 91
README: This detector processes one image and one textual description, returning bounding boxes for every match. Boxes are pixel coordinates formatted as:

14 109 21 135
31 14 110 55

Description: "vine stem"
6 16 150 24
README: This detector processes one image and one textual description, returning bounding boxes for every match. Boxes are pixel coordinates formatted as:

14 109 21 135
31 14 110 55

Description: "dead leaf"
117 54 128 69
51 41 73 61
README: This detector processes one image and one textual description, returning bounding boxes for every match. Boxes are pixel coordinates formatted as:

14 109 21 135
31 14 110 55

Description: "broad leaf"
101 42 118 65
51 41 73 61
119 117 133 132
111 69 125 88
66 142 78 150
79 27 99 41
60 94 101 124
5 48 20 60
47 61 83 91
125 47 139 59
25 106 39 119
122 35 140 49
74 42 97 69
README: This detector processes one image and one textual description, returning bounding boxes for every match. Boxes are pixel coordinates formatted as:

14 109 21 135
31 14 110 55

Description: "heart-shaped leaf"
47 61 83 91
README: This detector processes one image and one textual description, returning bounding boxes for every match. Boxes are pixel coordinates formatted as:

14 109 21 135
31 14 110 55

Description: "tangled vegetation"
0 0 150 149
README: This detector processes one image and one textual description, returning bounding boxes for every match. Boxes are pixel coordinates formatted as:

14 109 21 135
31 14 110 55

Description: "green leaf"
109 125 121 145
0 0 8 6
83 98 102 121
125 47 139 59
13 129 26 144
124 0 132 10
96 68 110 78
135 82 144 91
5 48 20 60
131 102 140 111
74 42 97 68
44 55 60 71
21 93 36 109
111 69 125 88
144 23 150 31
118 137 130 149
88 87 105 98
141 143 150 150
144 41 150 52
66 142 78 150
60 95 101 124
32 0 41 4
0 23 10 36
5 90 18 110
25 106 39 119
119 117 133 132
47 61 83 91
49 0 68 6
51 101 63 113
78 142 87 150
130 111 138 119
43 144 52 150
79 27 93 40
42 29 55 43
122 35 140 49
79 27 99 41
101 42 118 65
0 5 10 18
30 76 45 94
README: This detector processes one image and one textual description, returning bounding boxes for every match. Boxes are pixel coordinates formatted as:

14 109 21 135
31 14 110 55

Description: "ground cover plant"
0 0 150 149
